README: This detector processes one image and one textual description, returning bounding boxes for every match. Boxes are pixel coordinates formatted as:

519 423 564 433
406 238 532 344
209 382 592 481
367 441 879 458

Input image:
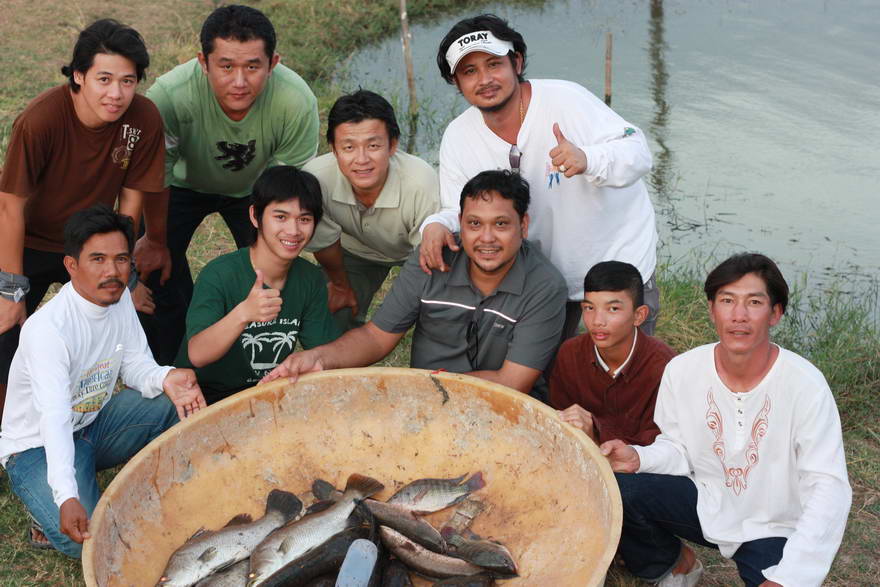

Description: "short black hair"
459 170 530 220
704 253 789 313
326 90 401 145
584 261 645 308
63 204 135 259
61 19 149 92
437 14 527 84
250 166 324 239
200 4 276 60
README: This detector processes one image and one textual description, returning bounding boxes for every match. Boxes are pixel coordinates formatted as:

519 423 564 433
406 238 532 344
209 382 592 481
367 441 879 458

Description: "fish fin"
212 558 239 574
343 473 384 499
278 536 293 555
197 546 217 562
311 479 336 500
306 499 336 515
224 513 253 527
188 527 211 541
266 489 302 522
463 472 485 493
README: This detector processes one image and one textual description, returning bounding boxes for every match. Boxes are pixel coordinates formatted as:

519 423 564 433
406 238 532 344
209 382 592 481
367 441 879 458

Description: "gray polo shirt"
372 239 567 373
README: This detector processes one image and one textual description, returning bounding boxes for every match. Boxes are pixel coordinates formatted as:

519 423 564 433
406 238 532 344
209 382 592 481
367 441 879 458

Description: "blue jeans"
4 388 178 558
616 473 787 586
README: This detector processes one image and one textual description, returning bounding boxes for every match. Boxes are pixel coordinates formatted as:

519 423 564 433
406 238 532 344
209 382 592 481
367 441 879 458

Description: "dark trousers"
615 472 786 586
139 186 253 365
0 248 68 384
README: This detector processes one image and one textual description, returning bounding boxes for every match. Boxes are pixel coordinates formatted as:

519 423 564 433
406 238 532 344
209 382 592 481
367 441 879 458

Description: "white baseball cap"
445 30 515 74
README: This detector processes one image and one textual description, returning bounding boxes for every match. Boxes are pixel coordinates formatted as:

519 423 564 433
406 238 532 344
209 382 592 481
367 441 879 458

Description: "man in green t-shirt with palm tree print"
176 166 339 404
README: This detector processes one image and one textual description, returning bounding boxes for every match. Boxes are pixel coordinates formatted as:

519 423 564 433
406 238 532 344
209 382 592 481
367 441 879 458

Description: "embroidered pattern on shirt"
706 390 771 496
215 140 257 171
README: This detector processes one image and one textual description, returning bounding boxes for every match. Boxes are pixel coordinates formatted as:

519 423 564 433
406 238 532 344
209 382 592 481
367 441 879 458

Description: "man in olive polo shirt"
263 170 567 396
305 90 439 332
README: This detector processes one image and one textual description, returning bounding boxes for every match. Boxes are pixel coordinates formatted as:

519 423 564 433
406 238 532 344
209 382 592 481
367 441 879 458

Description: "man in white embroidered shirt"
601 253 851 587
0 205 205 558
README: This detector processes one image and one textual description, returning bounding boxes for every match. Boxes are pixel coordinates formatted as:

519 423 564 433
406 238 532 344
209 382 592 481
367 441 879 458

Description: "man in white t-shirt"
0 205 205 558
602 253 851 587
419 14 659 341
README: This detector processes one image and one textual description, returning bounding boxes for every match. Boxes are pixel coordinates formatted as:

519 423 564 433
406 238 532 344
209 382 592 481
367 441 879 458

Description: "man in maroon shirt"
550 261 675 445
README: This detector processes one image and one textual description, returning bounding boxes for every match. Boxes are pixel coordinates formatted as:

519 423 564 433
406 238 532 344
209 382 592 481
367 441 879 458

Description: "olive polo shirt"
371 239 567 373
304 150 440 263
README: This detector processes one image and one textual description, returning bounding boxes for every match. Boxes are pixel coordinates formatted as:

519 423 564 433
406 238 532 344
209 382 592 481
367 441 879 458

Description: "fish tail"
463 471 486 493
343 473 384 499
266 489 302 522
311 478 336 501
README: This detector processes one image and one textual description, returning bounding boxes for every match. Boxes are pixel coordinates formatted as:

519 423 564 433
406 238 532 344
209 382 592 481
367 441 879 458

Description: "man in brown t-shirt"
550 261 676 446
0 19 165 418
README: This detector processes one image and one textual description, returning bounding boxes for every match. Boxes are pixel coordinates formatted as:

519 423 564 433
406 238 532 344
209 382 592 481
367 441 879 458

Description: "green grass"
2 1 879 585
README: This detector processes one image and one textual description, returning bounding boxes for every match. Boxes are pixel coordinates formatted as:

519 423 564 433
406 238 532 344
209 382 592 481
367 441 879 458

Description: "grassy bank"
1 0 878 585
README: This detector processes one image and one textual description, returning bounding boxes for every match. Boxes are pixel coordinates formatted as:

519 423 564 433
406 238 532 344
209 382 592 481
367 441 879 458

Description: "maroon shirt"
550 331 676 446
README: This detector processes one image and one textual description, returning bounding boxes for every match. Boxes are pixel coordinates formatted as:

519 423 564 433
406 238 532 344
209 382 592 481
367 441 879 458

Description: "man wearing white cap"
420 14 660 344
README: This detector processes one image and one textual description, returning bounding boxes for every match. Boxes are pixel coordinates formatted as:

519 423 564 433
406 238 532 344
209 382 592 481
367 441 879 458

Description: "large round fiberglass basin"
82 368 621 586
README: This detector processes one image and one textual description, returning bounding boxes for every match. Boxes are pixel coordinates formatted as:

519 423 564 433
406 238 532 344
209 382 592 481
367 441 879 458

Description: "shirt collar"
69 282 114 320
331 153 401 209
594 328 638 378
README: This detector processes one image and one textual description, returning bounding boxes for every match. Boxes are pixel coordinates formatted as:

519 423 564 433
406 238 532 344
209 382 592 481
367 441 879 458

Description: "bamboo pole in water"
604 32 613 106
400 0 419 152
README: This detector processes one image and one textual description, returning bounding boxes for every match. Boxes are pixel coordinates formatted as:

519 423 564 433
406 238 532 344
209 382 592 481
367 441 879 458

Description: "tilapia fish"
387 473 485 514
158 489 302 587
312 479 446 552
379 526 483 579
247 473 384 586
441 528 517 578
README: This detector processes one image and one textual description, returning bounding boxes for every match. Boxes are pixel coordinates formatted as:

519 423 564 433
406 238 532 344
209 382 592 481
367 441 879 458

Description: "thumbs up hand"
237 269 283 324
549 122 587 178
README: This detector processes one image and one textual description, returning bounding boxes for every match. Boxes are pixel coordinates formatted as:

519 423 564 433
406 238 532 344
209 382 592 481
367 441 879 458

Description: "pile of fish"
156 472 518 586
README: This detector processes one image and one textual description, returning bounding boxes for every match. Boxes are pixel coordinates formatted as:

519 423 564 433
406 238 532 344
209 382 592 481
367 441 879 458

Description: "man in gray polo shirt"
263 170 567 395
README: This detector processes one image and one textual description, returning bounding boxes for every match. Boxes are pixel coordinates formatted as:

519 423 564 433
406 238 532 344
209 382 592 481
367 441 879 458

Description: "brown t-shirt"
550 331 677 446
0 85 165 252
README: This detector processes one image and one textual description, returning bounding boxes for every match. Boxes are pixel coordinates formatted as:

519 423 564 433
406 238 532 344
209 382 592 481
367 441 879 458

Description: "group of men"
0 6 851 586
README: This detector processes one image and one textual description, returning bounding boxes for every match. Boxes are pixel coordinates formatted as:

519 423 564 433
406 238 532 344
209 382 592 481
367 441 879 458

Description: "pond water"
335 0 880 296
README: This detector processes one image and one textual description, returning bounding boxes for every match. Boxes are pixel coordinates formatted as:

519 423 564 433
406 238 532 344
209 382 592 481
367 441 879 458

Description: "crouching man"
550 261 675 445
0 206 205 558
177 166 340 404
602 254 851 586
263 170 567 396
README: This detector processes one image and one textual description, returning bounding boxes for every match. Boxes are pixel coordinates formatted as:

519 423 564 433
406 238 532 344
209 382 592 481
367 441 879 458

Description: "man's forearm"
314 322 402 370
314 240 350 286
0 191 26 274
141 188 169 244
467 361 541 394
118 187 145 235
188 307 249 368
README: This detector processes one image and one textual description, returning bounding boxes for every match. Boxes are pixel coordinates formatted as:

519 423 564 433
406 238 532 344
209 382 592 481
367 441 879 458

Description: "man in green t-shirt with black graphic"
176 166 339 404
136 4 319 364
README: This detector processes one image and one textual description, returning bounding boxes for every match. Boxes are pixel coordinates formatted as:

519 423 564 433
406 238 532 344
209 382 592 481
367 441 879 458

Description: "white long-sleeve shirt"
421 79 658 300
0 283 171 507
634 344 851 586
